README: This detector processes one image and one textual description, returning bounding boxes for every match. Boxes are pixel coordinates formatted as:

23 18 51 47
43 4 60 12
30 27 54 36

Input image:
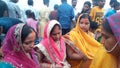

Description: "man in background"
57 0 74 35
0 0 8 18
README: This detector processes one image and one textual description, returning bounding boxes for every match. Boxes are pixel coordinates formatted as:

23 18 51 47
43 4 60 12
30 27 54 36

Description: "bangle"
51 64 55 68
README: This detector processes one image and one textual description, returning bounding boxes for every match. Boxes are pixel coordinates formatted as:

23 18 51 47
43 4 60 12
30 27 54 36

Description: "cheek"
104 38 116 50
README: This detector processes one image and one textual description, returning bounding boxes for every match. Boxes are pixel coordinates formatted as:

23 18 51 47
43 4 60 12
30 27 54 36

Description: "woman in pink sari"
2 23 40 68
35 20 70 68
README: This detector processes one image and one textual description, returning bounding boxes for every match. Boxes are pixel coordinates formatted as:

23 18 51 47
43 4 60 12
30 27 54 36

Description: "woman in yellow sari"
64 13 117 68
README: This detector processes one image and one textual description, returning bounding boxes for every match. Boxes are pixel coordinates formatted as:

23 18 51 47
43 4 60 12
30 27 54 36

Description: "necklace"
56 41 61 50
106 41 119 52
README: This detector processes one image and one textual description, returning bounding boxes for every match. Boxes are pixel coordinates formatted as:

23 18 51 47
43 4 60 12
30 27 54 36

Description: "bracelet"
51 64 55 68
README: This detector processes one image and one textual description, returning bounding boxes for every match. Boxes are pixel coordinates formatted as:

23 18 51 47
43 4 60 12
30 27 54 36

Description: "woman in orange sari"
64 13 117 68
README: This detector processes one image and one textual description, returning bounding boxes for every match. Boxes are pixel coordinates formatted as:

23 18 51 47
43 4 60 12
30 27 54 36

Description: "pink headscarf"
2 23 39 68
41 20 66 65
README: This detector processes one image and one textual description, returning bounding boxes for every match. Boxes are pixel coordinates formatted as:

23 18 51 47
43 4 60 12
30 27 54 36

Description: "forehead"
80 17 89 21
51 25 61 33
24 31 35 41
84 4 89 7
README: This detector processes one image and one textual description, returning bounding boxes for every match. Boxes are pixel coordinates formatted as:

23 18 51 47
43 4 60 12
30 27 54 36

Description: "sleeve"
71 7 75 20
15 5 21 18
89 8 95 21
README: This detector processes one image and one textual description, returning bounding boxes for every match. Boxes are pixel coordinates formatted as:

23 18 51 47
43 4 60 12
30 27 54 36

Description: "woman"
64 14 117 68
26 10 40 45
80 1 91 14
78 13 94 38
2 23 40 68
101 12 120 67
35 20 70 68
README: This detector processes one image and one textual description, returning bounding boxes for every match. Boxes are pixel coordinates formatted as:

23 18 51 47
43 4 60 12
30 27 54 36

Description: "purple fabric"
2 24 40 68
107 12 120 46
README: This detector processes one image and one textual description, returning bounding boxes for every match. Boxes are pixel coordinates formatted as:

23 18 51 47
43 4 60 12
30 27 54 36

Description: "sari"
2 23 40 68
36 20 70 68
64 15 117 68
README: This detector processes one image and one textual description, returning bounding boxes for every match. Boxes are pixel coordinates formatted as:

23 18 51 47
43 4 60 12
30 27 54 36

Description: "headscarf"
107 12 120 46
2 23 39 68
40 20 66 65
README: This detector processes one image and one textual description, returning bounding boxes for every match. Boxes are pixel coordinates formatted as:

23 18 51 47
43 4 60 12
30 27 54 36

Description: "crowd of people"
0 0 120 68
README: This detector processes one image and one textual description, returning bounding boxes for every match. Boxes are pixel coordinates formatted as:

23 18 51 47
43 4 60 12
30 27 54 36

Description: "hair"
72 0 76 2
54 4 59 10
50 24 61 35
109 0 117 6
113 1 120 9
28 0 33 6
102 18 114 35
25 10 36 20
84 1 91 8
21 25 35 43
90 21 99 30
43 0 49 5
10 0 18 3
79 13 91 22
61 0 67 3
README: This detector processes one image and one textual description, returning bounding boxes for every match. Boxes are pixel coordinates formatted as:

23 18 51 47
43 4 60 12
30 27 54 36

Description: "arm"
66 43 84 60
34 45 63 68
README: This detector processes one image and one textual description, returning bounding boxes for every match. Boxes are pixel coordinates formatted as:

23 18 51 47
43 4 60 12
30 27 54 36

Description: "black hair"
109 0 117 6
28 0 33 6
113 1 120 9
72 0 76 2
25 10 36 20
90 21 99 30
21 25 35 43
79 13 91 22
54 4 59 10
84 1 91 8
50 24 61 35
61 0 67 3
43 0 49 5
102 19 114 35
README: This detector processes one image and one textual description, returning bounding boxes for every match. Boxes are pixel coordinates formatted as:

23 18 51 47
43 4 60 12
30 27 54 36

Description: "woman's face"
22 30 36 53
51 25 61 42
83 4 89 11
101 26 118 52
79 18 90 33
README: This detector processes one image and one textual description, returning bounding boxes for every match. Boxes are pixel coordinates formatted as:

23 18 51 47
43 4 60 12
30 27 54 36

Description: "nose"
30 42 34 48
56 34 60 40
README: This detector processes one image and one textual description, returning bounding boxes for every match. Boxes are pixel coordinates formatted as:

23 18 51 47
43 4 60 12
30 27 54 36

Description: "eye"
101 34 109 39
86 22 89 25
24 42 30 45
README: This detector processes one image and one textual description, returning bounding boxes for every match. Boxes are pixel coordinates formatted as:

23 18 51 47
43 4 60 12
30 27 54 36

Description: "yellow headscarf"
64 14 117 68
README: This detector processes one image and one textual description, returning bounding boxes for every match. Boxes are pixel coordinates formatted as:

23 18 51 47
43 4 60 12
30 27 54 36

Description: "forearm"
40 63 51 68
68 52 83 60
40 63 62 68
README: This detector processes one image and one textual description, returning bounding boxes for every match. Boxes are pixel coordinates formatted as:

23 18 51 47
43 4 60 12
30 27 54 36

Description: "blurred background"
4 0 118 11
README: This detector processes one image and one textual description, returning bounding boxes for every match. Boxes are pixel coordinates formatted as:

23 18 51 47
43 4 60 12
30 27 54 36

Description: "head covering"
107 12 120 46
41 20 66 65
2 23 39 68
